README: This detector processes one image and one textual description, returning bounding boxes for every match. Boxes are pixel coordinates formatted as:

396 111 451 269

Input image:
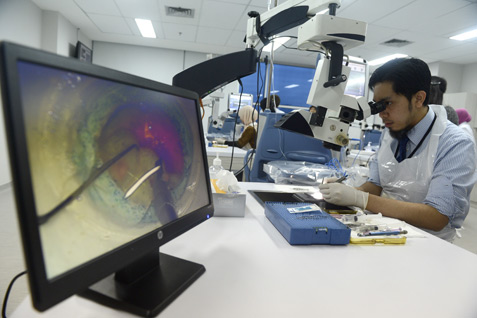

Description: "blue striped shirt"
368 107 477 228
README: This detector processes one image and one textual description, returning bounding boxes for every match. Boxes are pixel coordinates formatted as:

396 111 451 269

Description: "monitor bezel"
0 41 214 312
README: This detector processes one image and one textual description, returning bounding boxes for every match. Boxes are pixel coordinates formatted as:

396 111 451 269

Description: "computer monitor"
228 92 253 112
0 42 214 317
344 60 368 98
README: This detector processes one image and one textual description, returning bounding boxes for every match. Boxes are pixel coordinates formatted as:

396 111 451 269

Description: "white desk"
206 145 248 172
11 182 477 318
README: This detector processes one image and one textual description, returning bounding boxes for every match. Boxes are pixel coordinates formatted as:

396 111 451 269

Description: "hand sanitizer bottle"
364 142 373 152
209 153 223 182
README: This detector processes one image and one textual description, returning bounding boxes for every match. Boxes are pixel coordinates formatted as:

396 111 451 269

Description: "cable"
234 148 255 178
231 50 265 182
199 98 205 119
2 270 27 318
229 79 244 172
326 157 347 177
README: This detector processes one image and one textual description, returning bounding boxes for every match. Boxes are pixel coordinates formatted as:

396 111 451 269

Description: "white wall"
0 0 43 186
462 64 477 95
93 42 184 85
0 0 91 186
431 62 464 94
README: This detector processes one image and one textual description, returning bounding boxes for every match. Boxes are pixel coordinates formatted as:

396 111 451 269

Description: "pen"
358 230 408 237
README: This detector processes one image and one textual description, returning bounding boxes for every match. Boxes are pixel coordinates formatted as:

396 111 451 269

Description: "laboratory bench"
206 145 248 173
10 182 477 318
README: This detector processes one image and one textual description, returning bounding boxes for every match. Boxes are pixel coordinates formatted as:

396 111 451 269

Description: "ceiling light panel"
450 28 477 41
124 18 144 37
135 18 156 38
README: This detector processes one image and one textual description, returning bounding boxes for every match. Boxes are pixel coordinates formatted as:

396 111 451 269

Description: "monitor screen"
345 61 367 98
228 92 253 112
0 42 213 316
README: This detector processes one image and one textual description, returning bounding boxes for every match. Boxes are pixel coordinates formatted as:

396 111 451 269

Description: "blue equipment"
207 114 241 138
244 112 332 182
361 129 382 149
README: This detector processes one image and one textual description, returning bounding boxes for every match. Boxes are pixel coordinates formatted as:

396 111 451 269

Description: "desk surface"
206 145 247 158
11 183 477 318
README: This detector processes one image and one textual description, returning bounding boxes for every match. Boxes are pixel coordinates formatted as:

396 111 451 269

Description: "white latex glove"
318 182 369 210
322 177 339 184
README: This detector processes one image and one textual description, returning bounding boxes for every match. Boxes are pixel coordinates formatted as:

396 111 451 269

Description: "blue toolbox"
264 202 351 245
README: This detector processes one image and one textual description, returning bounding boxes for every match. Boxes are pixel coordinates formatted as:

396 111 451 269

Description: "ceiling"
31 0 477 68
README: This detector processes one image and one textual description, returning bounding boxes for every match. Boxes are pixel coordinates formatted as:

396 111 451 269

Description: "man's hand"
318 182 369 210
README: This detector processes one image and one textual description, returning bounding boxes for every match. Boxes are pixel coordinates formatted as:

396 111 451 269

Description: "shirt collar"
407 107 434 146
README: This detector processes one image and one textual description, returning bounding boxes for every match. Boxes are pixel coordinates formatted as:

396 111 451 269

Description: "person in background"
456 108 474 137
260 94 281 113
429 75 447 105
319 57 477 242
455 108 477 167
445 106 459 125
225 105 258 149
428 76 459 125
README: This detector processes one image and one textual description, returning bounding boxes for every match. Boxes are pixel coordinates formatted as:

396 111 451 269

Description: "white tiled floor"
1 185 477 316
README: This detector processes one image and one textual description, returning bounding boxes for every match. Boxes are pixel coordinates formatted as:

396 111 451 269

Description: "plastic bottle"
209 153 224 182
364 142 372 152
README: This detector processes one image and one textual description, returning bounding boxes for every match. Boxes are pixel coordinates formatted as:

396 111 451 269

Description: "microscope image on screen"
17 62 209 279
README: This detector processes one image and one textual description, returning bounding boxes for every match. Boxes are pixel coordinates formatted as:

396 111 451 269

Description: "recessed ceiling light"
135 19 156 38
450 28 477 41
368 54 408 66
263 37 291 52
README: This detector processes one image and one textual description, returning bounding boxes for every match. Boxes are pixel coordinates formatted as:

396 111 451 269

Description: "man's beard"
389 127 411 139
389 102 413 140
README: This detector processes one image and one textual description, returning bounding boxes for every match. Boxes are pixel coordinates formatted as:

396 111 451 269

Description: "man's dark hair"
368 58 431 105
428 76 447 105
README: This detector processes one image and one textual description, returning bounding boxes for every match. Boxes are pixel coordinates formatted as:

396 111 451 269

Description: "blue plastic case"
264 202 351 245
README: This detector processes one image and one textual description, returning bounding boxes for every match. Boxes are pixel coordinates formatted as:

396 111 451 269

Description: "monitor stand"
79 250 205 317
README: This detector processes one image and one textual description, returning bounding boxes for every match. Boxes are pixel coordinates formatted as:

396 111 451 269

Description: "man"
319 58 477 241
